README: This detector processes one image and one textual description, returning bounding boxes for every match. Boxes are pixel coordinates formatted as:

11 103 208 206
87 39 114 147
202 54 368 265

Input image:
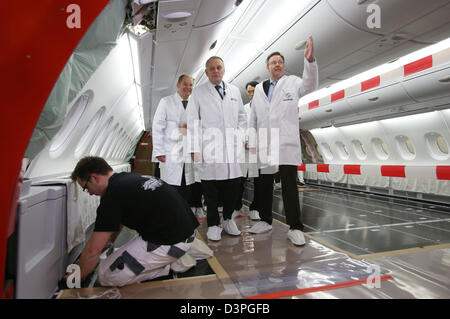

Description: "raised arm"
300 36 319 97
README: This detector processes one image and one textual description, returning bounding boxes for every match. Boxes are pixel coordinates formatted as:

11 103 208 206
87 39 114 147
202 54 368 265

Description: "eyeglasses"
268 60 284 66
82 176 91 192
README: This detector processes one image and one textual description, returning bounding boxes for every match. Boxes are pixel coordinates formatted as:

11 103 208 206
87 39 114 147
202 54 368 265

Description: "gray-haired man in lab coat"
249 36 319 245
187 56 248 241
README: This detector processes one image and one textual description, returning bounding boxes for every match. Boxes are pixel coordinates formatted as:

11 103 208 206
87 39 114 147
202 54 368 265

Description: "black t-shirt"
94 172 199 245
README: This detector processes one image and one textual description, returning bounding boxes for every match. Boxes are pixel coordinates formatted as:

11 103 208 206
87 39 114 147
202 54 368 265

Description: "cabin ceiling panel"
325 0 450 36
320 50 376 83
178 25 225 82
229 0 380 93
153 40 187 90
192 0 236 27
403 3 450 43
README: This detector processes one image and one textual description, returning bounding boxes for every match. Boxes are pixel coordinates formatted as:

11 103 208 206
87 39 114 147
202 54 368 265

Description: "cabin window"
320 142 333 160
90 116 114 155
352 139 367 160
121 135 131 159
395 135 416 160
372 138 389 160
74 106 106 158
112 132 127 159
336 141 350 160
49 90 93 158
106 128 123 159
315 144 322 159
437 136 449 155
100 123 119 158
425 132 449 160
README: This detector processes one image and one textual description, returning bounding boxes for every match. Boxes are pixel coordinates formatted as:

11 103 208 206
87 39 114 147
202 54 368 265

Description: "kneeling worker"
70 156 204 287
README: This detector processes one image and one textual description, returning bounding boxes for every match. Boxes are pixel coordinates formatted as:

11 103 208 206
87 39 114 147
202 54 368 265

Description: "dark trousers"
172 165 190 204
201 178 241 227
250 176 261 212
259 165 303 231
154 163 160 178
189 182 203 207
235 175 261 212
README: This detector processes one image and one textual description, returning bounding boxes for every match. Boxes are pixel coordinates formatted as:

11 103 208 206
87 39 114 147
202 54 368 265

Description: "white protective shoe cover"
248 210 260 220
287 229 306 246
207 226 222 241
222 219 241 236
248 221 272 234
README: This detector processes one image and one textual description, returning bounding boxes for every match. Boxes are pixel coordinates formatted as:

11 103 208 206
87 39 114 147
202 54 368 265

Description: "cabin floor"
57 183 450 299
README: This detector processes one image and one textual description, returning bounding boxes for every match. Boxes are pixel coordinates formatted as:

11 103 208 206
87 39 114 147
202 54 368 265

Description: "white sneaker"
222 219 241 236
194 207 207 218
207 226 222 241
248 210 260 220
248 221 272 234
287 229 306 246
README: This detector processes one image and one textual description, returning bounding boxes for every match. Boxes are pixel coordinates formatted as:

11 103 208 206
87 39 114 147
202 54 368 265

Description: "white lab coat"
187 81 247 181
249 57 318 171
152 92 195 186
240 102 259 178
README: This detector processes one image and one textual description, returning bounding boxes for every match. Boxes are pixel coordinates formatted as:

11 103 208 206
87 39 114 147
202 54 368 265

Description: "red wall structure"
0 0 110 298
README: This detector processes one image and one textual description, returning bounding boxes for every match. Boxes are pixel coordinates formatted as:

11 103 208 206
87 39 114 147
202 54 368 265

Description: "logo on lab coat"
283 92 293 101
142 176 163 191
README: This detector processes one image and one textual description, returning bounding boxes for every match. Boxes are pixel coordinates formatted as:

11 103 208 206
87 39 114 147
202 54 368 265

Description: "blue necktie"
267 80 277 102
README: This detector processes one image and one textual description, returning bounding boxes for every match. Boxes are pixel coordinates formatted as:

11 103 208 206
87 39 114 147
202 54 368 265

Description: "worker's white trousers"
98 235 193 287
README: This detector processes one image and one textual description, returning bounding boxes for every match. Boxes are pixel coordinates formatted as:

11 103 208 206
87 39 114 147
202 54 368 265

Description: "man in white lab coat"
233 81 261 221
152 75 196 209
249 36 319 245
187 56 248 241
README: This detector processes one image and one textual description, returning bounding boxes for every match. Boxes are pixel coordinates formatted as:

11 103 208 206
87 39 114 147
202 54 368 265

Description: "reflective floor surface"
58 183 450 299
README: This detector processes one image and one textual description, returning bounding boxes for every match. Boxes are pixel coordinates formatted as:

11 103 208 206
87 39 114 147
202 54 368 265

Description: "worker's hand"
245 141 249 150
305 36 314 63
156 155 166 163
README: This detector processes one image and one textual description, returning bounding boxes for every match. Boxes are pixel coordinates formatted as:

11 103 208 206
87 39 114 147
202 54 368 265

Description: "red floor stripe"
246 275 393 299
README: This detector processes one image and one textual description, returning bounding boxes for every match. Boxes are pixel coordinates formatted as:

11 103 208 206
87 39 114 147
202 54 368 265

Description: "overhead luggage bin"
299 102 322 130
402 63 450 103
314 97 354 125
347 82 414 116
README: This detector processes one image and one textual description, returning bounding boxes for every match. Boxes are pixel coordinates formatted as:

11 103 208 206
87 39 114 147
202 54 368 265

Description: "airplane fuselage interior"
2 0 450 301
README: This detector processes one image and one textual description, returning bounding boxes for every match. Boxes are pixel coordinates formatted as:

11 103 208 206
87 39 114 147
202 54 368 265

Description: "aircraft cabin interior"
2 0 450 300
